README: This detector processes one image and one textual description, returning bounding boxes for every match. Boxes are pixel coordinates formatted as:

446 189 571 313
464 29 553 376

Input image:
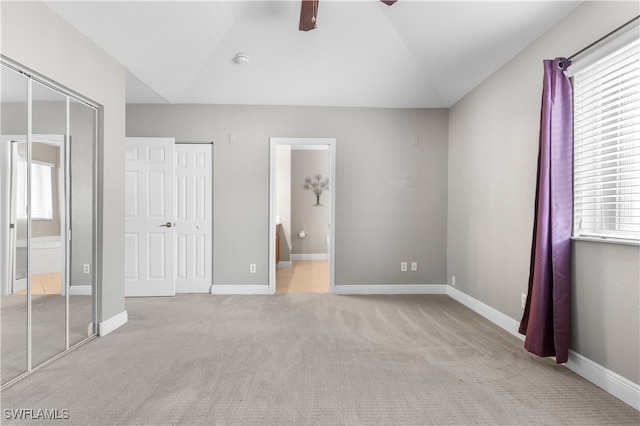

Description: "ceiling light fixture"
234 53 250 65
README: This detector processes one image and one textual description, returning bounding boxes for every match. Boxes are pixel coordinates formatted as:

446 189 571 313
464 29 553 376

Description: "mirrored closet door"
1 62 98 387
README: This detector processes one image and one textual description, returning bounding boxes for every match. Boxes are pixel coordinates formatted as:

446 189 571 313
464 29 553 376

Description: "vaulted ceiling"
44 1 582 108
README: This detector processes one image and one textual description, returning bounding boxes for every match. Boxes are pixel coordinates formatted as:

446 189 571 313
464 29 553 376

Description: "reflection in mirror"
30 81 67 369
69 98 96 346
1 64 29 384
1 62 98 387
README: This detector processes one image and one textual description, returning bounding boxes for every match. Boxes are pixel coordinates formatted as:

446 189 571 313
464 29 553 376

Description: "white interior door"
125 137 175 297
174 144 212 293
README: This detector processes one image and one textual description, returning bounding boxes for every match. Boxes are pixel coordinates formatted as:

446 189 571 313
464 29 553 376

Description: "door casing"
269 137 336 294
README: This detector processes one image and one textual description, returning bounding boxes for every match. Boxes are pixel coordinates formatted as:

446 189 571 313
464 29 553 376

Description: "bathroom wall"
275 145 291 263
291 148 330 257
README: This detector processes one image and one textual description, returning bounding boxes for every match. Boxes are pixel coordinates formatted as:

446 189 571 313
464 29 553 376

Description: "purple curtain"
519 58 573 364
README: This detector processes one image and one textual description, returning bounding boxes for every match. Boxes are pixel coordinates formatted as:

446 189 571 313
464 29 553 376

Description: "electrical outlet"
521 293 527 309
83 264 91 274
249 264 257 274
452 275 456 286
400 262 408 272
411 262 418 272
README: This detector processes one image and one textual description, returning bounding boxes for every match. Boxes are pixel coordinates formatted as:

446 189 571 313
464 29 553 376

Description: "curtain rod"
568 15 639 61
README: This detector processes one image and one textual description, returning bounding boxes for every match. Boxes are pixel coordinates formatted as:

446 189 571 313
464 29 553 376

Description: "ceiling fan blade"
380 0 397 5
299 0 319 31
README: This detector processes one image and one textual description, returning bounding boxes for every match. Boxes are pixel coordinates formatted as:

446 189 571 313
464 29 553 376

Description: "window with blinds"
572 32 640 242
16 161 54 220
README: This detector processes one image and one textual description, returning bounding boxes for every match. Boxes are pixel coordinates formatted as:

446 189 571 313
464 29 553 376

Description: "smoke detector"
234 53 250 65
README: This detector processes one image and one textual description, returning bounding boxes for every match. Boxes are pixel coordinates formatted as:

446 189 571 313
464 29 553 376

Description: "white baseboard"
69 285 92 296
446 286 523 340
176 283 211 294
98 310 128 337
333 284 447 295
446 285 639 411
277 261 292 269
565 350 640 411
12 279 26 293
291 253 327 261
210 285 270 295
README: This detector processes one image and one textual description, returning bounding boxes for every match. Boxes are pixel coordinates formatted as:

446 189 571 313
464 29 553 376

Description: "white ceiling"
44 0 582 108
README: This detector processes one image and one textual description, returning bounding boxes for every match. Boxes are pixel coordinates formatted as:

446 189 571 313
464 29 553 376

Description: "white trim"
566 350 640 411
12 278 27 293
571 235 640 247
446 285 639 411
277 261 292 269
333 284 447 295
0 137 11 296
291 144 329 151
210 285 270 295
69 285 92 296
446 286 523 340
176 283 211 294
18 235 62 248
98 310 128 336
269 137 336 295
291 253 327 261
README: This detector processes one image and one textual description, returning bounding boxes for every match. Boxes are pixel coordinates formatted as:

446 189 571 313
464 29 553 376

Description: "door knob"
158 222 173 228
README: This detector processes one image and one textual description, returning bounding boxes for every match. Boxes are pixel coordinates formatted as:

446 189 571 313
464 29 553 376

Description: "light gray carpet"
1 294 93 384
1 294 638 425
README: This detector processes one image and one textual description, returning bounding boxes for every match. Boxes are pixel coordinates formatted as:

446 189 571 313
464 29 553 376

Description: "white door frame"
269 137 336 295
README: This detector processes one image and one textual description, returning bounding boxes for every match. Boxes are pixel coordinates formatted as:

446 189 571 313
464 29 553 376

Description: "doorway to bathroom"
269 138 336 294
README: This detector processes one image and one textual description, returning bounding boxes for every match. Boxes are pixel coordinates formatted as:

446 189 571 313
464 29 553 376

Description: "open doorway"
269 138 336 295
6 137 65 297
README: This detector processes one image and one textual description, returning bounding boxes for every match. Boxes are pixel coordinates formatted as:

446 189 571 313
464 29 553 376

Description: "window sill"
571 236 640 247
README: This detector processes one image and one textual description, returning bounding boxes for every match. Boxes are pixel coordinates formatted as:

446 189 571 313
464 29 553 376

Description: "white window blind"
572 34 640 242
16 160 54 220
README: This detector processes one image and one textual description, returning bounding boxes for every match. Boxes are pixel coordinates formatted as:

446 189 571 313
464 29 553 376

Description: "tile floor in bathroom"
276 260 329 293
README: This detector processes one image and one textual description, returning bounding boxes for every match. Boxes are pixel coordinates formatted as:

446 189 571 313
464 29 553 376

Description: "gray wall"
291 149 330 255
69 102 97 288
2 1 127 323
275 145 291 262
447 1 639 384
127 105 449 286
